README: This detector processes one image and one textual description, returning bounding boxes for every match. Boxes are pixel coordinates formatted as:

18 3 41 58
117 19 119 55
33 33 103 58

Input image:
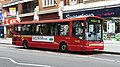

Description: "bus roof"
15 16 103 25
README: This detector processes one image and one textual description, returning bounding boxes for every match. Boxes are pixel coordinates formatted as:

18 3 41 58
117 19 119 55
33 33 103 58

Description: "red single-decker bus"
12 16 104 52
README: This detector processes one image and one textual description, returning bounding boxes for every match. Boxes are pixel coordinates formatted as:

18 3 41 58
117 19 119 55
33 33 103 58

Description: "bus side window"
50 23 60 36
35 24 49 35
14 25 18 32
31 24 36 35
18 26 21 34
22 25 27 35
36 24 39 35
40 24 46 35
55 25 60 35
44 24 51 35
72 21 84 39
26 25 32 35
50 26 55 35
14 25 21 34
59 22 69 36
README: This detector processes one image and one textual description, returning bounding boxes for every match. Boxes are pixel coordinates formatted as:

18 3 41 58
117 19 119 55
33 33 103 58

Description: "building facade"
0 0 11 38
1 0 64 38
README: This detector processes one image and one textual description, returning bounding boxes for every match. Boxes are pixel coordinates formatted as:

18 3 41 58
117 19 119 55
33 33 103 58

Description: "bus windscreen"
86 18 103 41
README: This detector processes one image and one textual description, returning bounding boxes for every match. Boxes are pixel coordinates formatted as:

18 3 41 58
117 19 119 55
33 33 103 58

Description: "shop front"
63 6 120 40
0 26 4 38
4 18 19 38
0 9 3 38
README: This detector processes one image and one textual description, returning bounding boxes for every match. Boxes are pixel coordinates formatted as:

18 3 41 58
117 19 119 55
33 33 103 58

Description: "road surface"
0 44 120 67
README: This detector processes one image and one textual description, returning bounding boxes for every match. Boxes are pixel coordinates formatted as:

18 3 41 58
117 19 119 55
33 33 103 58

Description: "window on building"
31 0 39 12
78 0 83 3
83 0 105 3
22 3 29 13
42 0 56 7
70 0 77 5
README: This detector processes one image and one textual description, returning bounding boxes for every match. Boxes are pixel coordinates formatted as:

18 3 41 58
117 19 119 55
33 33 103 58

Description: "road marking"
45 51 89 58
0 46 6 48
102 54 120 57
32 50 43 53
75 55 89 58
0 57 51 67
33 50 120 63
0 44 15 46
46 51 61 55
18 49 27 51
89 56 117 62
117 61 120 63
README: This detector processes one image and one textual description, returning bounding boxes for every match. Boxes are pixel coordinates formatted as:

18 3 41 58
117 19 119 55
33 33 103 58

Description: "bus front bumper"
82 46 104 51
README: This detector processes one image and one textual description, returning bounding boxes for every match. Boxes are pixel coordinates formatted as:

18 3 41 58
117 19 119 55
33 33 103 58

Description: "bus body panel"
12 35 22 46
70 40 103 52
13 35 104 52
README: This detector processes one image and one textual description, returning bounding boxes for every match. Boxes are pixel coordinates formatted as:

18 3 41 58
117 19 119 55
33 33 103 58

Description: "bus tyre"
60 43 68 52
23 41 28 49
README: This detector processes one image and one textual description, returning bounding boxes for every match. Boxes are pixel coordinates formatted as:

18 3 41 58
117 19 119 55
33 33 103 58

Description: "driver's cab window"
72 21 84 39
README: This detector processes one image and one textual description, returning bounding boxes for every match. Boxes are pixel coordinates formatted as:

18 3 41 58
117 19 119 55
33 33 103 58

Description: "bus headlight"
88 44 92 46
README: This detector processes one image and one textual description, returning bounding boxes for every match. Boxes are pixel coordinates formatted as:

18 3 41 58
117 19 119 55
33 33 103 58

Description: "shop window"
103 21 107 32
0 27 4 38
115 21 120 33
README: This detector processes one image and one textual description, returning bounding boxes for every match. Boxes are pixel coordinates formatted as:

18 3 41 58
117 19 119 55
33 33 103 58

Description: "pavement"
0 38 120 53
103 40 120 53
0 38 12 44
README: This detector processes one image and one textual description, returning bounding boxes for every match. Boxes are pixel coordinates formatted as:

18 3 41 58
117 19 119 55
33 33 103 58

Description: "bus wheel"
23 41 28 49
60 43 68 52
